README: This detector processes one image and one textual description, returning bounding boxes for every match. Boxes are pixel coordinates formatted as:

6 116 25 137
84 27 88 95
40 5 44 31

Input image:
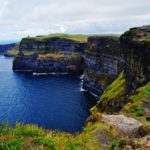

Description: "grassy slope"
91 72 126 114
25 34 88 43
121 82 150 126
0 120 122 150
0 123 99 150
22 33 121 44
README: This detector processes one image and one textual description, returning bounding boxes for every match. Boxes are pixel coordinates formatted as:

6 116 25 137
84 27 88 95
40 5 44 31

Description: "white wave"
14 70 32 72
80 87 87 92
89 91 99 99
80 75 84 80
33 72 69 76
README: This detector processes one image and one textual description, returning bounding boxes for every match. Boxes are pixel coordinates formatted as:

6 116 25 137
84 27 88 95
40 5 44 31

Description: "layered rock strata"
13 53 84 75
20 37 86 54
82 36 125 96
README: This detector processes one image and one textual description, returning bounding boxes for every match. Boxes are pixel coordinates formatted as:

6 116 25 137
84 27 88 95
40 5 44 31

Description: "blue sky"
0 0 150 42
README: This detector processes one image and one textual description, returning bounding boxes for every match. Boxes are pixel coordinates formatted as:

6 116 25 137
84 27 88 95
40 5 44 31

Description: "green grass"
0 122 99 150
122 82 150 117
22 33 88 43
91 72 126 114
21 33 121 45
39 52 82 60
0 139 24 150
106 139 126 149
33 137 56 150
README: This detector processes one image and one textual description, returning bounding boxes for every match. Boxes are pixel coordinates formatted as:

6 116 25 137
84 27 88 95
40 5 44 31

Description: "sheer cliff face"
19 37 86 54
13 53 84 74
120 26 150 89
83 36 125 96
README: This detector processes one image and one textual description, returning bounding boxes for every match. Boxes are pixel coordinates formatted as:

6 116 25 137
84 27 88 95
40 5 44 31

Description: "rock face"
13 53 84 74
91 71 127 113
102 115 143 137
83 26 150 96
82 36 125 96
20 37 86 54
120 26 150 90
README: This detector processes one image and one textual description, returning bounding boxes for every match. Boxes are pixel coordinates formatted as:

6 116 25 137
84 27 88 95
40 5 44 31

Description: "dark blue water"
0 56 96 132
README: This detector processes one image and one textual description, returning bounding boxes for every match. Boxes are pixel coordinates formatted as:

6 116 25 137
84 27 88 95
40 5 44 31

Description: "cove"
0 56 96 133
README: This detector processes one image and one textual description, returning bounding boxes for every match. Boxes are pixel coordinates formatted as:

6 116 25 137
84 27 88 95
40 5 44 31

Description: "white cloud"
0 0 149 42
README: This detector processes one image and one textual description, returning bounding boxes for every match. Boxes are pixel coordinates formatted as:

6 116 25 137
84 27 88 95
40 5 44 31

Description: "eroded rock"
102 114 143 137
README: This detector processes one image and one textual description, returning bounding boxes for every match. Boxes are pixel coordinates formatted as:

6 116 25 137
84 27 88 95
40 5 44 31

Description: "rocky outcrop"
82 36 125 96
13 53 84 74
20 37 86 54
101 114 143 138
120 26 150 90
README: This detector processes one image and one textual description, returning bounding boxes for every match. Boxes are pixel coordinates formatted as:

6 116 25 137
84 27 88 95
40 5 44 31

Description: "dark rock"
120 26 150 91
13 54 84 75
19 37 86 54
82 36 125 96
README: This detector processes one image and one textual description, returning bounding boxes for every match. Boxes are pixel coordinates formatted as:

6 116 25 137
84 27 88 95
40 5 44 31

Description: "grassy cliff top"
21 33 121 44
122 25 150 44
22 33 88 43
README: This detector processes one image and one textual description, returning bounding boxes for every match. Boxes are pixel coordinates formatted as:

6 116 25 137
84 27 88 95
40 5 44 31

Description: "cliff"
19 34 87 54
2 26 150 150
120 26 150 90
0 43 16 54
13 34 88 74
88 26 150 149
13 52 84 74
82 36 125 96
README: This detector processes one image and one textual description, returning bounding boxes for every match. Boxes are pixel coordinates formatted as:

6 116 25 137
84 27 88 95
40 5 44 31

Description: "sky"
0 0 150 42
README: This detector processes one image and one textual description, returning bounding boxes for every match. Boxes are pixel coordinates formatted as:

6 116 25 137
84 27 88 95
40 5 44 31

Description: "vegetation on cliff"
91 72 126 114
122 82 150 123
39 52 82 60
4 42 20 57
0 122 100 150
21 34 88 44
4 49 19 57
122 25 150 44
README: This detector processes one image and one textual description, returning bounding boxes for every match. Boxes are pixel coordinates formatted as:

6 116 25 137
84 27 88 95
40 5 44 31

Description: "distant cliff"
0 43 16 54
13 34 87 74
13 52 84 74
19 34 87 54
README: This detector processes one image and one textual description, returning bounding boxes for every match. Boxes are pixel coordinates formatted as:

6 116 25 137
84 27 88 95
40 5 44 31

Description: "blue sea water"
0 56 96 132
